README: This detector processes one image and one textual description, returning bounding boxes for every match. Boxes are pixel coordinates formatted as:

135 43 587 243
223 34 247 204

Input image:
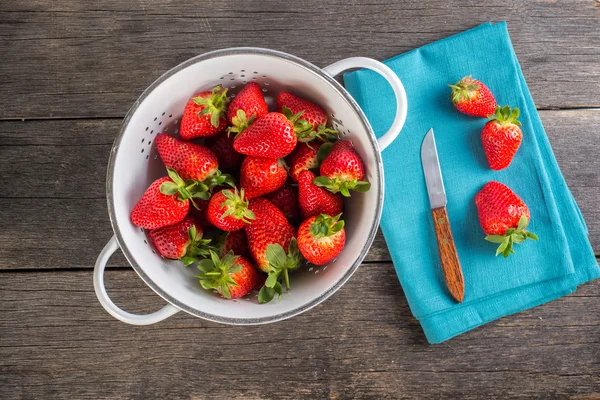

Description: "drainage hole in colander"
154 154 158 159
148 140 151 145
174 119 178 124
241 74 245 77
230 94 236 98
145 127 149 131
169 114 172 118
150 130 154 134
141 149 144 153
242 80 247 84
262 88 267 93
264 82 270 86
174 128 179 134
144 239 147 244
230 78 235 81
146 154 149 160
228 72 233 75
252 77 257 80
158 121 162 126
334 123 339 129
140 228 144 232
253 71 258 74
154 117 157 121
162 112 165 116
152 250 155 254
241 69 245 72
141 138 145 143
231 85 236 89
262 75 267 78
220 76 224 80
308 267 314 272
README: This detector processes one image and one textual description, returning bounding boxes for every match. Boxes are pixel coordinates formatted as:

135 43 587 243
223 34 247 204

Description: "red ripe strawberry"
316 140 370 197
227 82 268 136
180 86 229 139
233 112 297 158
245 198 296 272
286 142 319 182
131 177 190 229
298 170 343 219
475 181 538 258
218 230 249 258
240 156 287 199
277 92 338 143
297 213 346 265
205 132 244 170
206 188 255 232
481 106 523 170
265 184 299 220
148 217 213 265
449 76 497 117
196 251 259 299
156 134 219 182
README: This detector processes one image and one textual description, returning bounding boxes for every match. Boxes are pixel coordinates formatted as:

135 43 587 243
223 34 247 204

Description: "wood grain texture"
1 110 598 269
0 266 598 399
0 0 599 119
431 206 464 303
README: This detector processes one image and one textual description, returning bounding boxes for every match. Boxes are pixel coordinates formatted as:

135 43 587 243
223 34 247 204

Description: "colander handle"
322 57 407 151
93 236 180 325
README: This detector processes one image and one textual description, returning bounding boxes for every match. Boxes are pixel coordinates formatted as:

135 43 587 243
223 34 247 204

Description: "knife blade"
421 128 465 303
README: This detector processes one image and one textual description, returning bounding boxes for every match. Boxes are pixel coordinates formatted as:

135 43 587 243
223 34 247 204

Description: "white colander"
94 48 407 325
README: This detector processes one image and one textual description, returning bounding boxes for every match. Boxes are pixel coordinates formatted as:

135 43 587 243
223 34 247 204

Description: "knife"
421 128 465 303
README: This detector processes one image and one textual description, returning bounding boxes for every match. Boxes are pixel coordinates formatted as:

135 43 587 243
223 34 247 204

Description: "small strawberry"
245 198 296 272
218 229 249 258
227 82 268 136
233 112 297 158
449 76 497 118
148 217 213 265
180 86 229 139
298 170 343 219
206 188 255 232
277 92 338 143
240 156 287 199
196 251 259 299
297 213 346 265
131 176 191 229
482 106 523 170
265 184 299 220
286 142 319 182
475 181 538 258
257 238 303 304
205 132 245 170
315 140 370 197
156 134 219 182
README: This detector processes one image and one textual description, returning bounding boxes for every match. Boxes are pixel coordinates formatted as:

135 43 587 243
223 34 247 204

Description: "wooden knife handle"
431 206 465 303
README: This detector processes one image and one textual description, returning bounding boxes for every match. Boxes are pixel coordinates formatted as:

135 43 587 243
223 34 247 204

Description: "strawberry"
257 238 302 304
148 217 213 265
286 142 319 182
156 134 219 182
449 76 497 118
481 106 523 170
205 132 244 170
188 198 210 226
315 140 370 197
297 213 346 265
240 156 287 199
227 82 268 136
265 184 299 220
206 188 255 232
131 176 191 229
196 251 259 299
475 181 538 257
218 229 249 258
277 92 338 143
233 112 297 158
245 198 296 272
298 170 343 219
180 86 229 139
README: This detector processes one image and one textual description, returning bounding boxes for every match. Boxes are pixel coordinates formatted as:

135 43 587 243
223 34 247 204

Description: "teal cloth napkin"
344 22 600 344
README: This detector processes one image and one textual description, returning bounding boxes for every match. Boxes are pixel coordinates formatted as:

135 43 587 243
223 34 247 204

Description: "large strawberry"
180 86 229 139
196 251 259 299
218 229 249 258
206 188 255 232
265 184 299 220
315 140 370 197
148 217 213 265
206 132 244 170
245 198 296 272
297 213 346 265
449 76 497 118
240 156 287 199
131 176 191 229
156 134 219 182
298 170 343 219
475 181 538 257
481 106 523 170
277 92 338 143
286 142 319 182
233 112 297 158
227 82 268 136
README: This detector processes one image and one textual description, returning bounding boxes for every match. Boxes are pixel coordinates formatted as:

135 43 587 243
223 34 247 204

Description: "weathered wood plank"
1 109 598 269
0 266 598 399
0 0 599 119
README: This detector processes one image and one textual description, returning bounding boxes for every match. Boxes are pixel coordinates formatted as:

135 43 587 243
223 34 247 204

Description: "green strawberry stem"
281 106 338 143
448 75 479 103
313 175 371 197
490 105 521 126
192 85 230 128
228 109 256 138
179 225 215 266
220 188 255 223
484 215 538 258
310 213 345 238
258 238 303 304
160 168 235 209
195 250 242 299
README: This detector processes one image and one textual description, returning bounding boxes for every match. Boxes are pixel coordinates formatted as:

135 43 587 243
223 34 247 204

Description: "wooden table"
1 1 599 398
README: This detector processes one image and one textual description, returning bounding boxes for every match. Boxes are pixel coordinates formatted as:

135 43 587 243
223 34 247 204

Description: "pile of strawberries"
450 76 538 257
130 83 370 303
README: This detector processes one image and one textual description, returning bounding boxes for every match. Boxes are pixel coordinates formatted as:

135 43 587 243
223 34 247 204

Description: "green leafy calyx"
484 215 538 258
313 175 371 197
449 75 480 104
180 225 216 266
192 85 230 128
490 105 521 127
310 213 345 239
219 188 255 223
195 250 242 299
258 238 303 304
227 109 256 138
